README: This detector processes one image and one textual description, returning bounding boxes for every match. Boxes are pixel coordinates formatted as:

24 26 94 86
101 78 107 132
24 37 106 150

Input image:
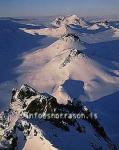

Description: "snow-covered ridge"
0 84 117 150
60 49 84 68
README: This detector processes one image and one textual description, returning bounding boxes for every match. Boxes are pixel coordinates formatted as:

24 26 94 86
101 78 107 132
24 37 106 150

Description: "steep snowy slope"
86 91 119 149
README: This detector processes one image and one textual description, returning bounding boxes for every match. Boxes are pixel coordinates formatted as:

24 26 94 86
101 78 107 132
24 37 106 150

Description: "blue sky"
0 0 119 17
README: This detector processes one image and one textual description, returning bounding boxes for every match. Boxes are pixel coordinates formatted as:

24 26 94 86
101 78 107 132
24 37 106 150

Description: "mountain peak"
0 85 117 150
52 15 88 27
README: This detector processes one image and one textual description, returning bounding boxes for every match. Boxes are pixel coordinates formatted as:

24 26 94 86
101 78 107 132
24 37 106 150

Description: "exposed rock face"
60 49 84 68
61 33 81 42
17 84 38 100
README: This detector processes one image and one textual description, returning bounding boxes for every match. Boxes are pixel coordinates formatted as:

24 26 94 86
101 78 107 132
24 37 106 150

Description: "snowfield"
0 15 119 149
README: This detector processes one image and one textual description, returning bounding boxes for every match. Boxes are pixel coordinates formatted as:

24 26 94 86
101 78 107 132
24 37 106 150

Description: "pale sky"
0 0 119 17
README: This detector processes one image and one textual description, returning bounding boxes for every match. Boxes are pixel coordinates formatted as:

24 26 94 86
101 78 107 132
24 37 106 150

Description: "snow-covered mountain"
88 20 109 30
0 15 119 150
0 84 117 150
52 15 88 27
18 29 119 103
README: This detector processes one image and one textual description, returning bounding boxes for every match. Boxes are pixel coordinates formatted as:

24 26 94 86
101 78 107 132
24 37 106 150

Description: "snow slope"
0 19 56 110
